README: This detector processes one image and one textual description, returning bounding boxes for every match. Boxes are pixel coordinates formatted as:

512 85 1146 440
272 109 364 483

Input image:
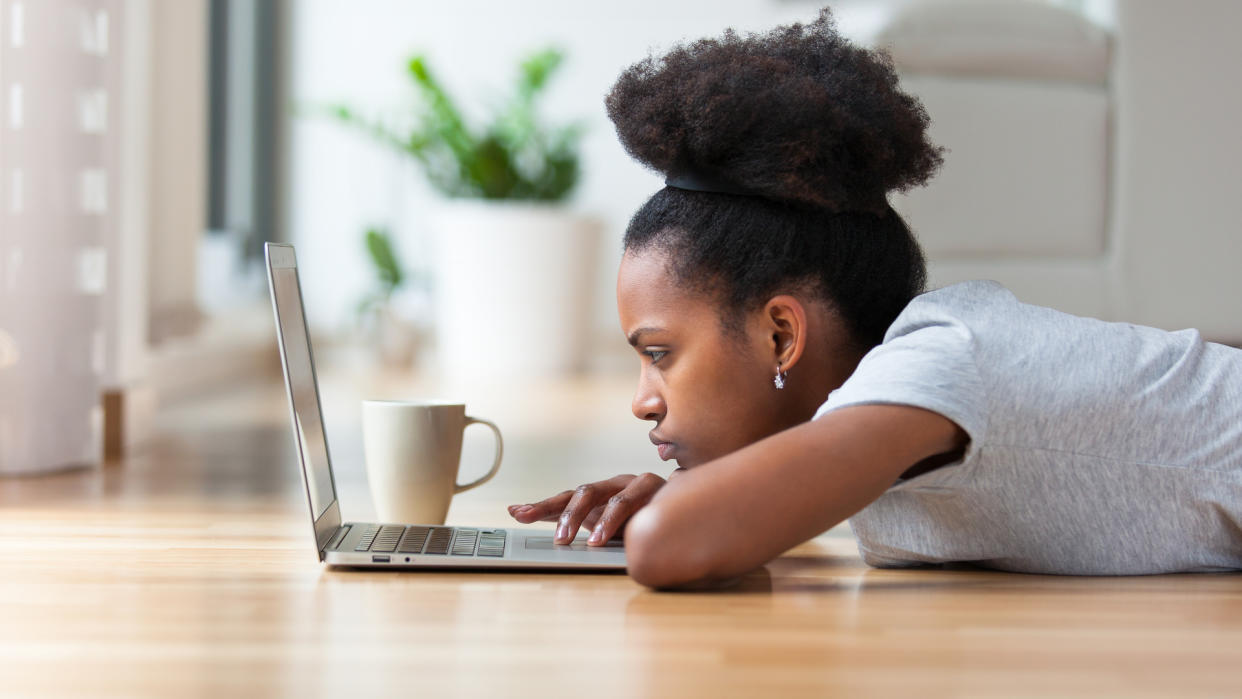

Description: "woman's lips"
650 432 677 461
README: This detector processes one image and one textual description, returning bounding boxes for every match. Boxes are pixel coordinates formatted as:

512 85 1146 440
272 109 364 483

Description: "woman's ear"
762 295 808 371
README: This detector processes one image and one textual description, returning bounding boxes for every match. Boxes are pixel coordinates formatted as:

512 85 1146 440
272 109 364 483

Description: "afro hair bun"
605 8 943 213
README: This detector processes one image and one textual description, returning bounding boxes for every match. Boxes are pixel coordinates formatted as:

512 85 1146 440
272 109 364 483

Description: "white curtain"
0 0 122 473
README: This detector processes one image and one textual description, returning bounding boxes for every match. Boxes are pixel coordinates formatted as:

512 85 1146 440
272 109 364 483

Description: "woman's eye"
643 350 667 364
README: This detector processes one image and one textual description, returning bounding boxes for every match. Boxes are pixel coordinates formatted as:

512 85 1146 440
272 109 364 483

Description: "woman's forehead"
617 250 721 332
618 248 672 287
617 250 676 320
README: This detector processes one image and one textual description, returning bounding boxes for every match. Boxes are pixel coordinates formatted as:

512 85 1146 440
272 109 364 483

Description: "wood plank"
2 374 1240 697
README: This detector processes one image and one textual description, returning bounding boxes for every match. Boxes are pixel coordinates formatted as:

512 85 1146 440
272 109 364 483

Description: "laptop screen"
270 262 338 520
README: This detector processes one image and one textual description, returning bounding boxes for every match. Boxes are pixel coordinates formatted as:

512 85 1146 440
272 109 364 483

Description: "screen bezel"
265 243 342 559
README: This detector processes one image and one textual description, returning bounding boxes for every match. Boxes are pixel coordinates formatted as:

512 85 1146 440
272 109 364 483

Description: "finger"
511 491 614 525
507 503 564 523
555 484 609 544
580 504 607 533
525 505 601 525
556 475 633 543
508 490 574 524
587 472 665 545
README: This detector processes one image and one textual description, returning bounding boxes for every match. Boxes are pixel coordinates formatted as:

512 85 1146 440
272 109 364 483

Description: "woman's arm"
622 404 967 588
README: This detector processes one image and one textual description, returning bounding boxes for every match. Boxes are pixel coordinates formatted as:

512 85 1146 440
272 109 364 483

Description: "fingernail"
589 526 603 543
555 524 567 542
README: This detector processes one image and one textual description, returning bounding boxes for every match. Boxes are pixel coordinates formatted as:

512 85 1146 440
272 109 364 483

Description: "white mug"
361 400 503 524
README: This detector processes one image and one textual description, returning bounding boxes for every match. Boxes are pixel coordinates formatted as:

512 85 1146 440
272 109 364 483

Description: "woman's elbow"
623 506 716 589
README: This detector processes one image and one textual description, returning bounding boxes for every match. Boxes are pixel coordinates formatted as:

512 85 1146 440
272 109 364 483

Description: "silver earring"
774 366 787 390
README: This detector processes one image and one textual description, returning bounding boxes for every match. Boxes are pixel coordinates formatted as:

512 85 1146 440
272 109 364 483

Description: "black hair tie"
665 171 892 217
664 171 760 198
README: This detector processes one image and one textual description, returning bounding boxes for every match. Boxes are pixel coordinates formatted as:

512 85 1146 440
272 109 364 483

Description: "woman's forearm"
623 404 965 588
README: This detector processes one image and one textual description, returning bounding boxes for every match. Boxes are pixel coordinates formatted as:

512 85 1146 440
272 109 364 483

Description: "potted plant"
327 48 599 380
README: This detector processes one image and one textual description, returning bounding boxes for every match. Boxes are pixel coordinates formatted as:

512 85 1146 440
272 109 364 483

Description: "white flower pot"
429 201 601 381
372 304 421 368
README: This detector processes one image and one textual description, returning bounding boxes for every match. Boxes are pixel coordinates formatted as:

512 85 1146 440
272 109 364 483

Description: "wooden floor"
2 369 1241 698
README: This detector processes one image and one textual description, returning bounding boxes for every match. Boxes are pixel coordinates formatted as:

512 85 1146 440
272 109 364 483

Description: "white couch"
875 0 1242 342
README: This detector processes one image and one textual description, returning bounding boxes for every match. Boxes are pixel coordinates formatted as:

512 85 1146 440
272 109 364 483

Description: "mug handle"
455 416 504 494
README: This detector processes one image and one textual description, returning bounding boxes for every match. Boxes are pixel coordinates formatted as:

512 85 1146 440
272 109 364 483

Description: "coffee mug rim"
362 398 464 408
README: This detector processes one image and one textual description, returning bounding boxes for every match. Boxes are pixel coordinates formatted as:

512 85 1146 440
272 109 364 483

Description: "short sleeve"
812 308 989 448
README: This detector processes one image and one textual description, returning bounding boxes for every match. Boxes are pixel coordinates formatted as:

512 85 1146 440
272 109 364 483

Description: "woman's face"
616 248 796 469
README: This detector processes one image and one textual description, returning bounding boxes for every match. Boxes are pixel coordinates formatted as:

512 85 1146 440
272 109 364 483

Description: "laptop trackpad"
524 537 624 552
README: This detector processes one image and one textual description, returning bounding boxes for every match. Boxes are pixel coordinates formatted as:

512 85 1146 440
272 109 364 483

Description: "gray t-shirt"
814 281 1242 575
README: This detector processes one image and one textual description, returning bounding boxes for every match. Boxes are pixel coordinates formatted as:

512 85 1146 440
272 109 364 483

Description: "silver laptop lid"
265 243 342 558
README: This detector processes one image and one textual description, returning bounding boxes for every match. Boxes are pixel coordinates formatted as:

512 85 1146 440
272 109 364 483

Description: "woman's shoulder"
905 280 1019 320
879 280 1021 346
922 280 1015 303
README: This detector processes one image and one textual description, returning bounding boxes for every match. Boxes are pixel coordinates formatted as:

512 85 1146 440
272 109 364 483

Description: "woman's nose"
631 380 665 422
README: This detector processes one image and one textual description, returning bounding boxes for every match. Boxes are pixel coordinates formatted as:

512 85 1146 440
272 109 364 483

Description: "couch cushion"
876 0 1111 85
891 75 1109 259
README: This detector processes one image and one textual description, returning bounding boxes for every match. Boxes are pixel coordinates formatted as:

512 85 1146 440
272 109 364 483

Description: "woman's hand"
507 472 668 545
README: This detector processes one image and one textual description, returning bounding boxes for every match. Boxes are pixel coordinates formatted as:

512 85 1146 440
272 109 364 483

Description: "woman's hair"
605 8 942 349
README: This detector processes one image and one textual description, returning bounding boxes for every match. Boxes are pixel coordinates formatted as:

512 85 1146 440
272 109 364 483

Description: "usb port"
371 555 390 563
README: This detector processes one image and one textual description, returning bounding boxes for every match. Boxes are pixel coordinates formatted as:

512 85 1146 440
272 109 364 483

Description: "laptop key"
370 525 404 553
423 527 453 555
354 525 381 552
397 526 431 554
477 531 506 557
451 529 479 556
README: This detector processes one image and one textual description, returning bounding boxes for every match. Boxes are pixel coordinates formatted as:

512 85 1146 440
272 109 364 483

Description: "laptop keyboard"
352 525 506 557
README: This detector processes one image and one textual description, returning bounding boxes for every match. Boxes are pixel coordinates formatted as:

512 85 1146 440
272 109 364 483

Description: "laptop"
266 242 626 570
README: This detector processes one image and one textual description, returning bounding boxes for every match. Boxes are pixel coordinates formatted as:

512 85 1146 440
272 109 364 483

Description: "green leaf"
518 47 563 97
364 228 403 293
308 47 583 202
407 54 477 166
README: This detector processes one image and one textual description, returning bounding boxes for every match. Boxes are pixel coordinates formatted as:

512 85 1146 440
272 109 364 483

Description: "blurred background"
1 0 1240 493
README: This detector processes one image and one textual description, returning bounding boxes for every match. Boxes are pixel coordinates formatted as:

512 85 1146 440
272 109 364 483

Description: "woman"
508 10 1242 588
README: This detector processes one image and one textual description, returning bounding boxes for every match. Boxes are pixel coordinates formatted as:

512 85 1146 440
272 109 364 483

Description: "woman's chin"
676 444 747 470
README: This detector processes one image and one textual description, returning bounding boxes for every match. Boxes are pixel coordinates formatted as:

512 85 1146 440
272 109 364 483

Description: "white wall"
290 1 1242 351
1113 0 1242 341
284 0 874 346
147 0 206 341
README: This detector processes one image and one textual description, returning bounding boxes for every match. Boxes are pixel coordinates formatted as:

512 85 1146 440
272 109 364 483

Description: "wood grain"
2 373 1240 697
